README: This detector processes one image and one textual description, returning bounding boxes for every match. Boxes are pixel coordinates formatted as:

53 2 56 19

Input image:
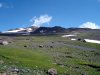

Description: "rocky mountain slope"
1 26 100 40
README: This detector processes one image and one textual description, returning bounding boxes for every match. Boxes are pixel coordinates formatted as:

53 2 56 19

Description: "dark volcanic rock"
31 26 67 34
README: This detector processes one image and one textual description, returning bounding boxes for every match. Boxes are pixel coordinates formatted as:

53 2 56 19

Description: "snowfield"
71 38 77 41
2 28 32 33
84 39 100 44
62 35 76 37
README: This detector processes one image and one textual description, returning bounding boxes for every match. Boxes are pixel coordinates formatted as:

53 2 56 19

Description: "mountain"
1 26 67 35
1 26 100 40
31 26 67 34
2 26 38 34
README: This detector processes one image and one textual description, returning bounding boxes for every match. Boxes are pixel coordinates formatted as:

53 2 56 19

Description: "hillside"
0 26 100 75
0 35 100 75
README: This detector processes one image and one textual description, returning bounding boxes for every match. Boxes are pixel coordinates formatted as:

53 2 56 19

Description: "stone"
39 45 44 48
48 68 57 75
0 41 8 45
0 60 4 64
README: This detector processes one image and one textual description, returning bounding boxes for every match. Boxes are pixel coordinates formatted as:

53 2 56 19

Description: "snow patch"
62 35 76 37
26 28 32 32
71 38 77 41
3 28 25 33
84 39 100 44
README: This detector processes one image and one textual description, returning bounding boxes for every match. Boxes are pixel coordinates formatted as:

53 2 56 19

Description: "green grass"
0 35 100 75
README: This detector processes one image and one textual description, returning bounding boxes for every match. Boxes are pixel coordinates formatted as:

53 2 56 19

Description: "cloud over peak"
30 14 52 27
79 22 100 29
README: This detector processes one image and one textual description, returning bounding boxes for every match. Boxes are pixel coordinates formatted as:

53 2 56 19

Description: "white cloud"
0 2 14 8
30 14 52 27
79 22 100 29
0 3 3 8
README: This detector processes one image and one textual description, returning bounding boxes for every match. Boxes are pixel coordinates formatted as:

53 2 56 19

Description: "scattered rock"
83 40 86 42
48 68 57 75
81 64 100 72
52 63 57 65
39 45 44 48
0 41 8 45
77 38 81 41
85 54 89 57
24 45 27 47
0 55 9 59
75 66 79 69
0 72 7 75
0 60 4 64
7 67 19 74
26 39 29 40
65 56 73 58
8 42 11 43
97 69 100 72
52 42 54 43
94 53 100 56
50 46 53 48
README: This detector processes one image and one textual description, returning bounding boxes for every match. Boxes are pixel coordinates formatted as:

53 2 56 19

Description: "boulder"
0 41 8 45
39 45 44 48
48 68 57 75
0 60 4 64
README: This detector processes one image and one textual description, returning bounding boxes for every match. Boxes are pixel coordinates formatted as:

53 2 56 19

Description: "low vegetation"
0 35 100 75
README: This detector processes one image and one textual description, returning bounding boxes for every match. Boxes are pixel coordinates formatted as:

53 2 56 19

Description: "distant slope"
31 26 67 34
1 26 100 40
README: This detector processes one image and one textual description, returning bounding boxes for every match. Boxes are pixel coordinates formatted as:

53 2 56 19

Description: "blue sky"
0 0 100 31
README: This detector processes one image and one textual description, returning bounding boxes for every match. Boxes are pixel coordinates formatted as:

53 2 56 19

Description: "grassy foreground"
0 35 100 75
